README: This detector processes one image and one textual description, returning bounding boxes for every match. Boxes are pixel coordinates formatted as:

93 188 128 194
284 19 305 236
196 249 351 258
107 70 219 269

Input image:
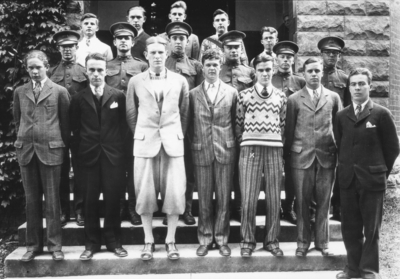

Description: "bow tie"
62 60 75 66
118 55 132 60
171 52 185 60
225 59 239 67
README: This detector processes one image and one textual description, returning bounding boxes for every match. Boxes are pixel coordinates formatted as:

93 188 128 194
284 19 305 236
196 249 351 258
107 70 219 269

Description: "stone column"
295 0 392 111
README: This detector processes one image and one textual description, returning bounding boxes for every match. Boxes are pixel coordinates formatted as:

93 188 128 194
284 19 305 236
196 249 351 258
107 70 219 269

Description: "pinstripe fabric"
292 160 335 249
20 154 62 252
239 146 283 250
195 162 233 246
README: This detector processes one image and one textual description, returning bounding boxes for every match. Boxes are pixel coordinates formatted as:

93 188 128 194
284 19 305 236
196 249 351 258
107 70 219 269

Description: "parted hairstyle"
24 50 49 67
260 26 278 36
201 49 222 65
348 68 372 85
126 6 146 17
171 1 187 11
253 53 274 69
81 13 99 25
303 57 323 71
85 53 107 67
213 9 229 20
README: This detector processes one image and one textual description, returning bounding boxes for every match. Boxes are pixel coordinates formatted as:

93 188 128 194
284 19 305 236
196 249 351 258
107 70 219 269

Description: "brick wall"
294 0 393 112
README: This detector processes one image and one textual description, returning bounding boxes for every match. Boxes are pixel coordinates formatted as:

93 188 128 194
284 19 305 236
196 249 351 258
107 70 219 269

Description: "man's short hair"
201 49 222 65
213 9 229 20
127 6 146 17
253 53 274 69
171 1 187 11
81 13 99 25
85 53 107 67
303 57 323 71
145 36 167 50
24 50 49 67
260 26 278 36
348 68 373 85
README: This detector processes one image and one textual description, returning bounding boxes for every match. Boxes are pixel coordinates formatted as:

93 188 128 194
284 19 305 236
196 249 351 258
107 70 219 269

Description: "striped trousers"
239 145 283 250
194 161 234 246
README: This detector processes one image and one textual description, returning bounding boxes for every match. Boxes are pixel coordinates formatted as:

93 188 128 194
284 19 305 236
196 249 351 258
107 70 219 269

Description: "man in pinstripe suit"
236 54 286 257
188 49 237 257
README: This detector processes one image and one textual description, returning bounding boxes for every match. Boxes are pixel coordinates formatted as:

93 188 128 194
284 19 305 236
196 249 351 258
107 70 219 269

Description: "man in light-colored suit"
285 57 342 257
13 50 70 262
189 49 237 257
126 36 189 261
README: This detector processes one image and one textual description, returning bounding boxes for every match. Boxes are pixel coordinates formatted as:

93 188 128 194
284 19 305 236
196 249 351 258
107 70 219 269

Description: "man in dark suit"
285 57 342 257
127 6 150 63
334 68 399 279
189 49 237 257
70 53 128 260
49 30 87 227
13 50 70 261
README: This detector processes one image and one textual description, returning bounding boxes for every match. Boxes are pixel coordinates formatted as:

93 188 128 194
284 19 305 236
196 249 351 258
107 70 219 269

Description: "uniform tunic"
49 61 87 96
220 63 255 93
321 67 350 106
165 54 203 90
272 71 306 97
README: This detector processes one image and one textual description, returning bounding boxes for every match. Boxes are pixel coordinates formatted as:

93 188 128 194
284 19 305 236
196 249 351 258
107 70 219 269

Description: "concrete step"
5 242 346 277
17 217 342 246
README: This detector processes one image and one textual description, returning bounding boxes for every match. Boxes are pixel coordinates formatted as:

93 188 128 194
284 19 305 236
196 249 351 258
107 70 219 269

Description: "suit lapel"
214 82 226 106
346 104 357 123
101 85 112 107
300 87 315 111
83 87 97 115
356 99 373 124
315 87 328 112
163 69 174 98
197 82 210 111
37 79 52 104
142 71 156 100
25 82 35 103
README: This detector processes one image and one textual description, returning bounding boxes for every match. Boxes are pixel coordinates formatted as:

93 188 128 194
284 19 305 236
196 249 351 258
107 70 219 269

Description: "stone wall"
390 0 400 132
294 0 391 109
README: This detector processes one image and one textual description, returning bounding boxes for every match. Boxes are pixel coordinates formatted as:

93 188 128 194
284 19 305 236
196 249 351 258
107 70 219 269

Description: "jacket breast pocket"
177 132 184 140
45 103 57 116
107 69 120 77
134 133 145 141
226 140 236 148
291 145 302 154
369 164 388 173
237 76 253 86
14 141 23 149
127 70 141 78
49 141 65 149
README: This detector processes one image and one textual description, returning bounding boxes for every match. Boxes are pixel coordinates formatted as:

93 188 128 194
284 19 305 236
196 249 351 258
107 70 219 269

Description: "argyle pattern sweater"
236 85 287 147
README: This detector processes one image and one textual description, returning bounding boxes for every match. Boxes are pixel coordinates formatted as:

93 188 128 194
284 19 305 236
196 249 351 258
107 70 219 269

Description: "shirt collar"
306 85 321 98
32 78 47 89
353 98 369 113
149 68 167 79
137 29 143 35
255 82 273 94
204 79 220 90
89 83 104 95
117 55 132 60
62 59 75 66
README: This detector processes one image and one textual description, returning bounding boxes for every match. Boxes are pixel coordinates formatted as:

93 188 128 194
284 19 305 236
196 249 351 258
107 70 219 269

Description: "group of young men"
13 2 399 279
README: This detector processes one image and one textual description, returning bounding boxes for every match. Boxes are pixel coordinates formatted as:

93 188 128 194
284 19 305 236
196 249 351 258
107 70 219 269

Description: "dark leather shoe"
141 243 155 261
182 211 196 225
109 247 128 257
166 242 179 260
316 247 334 257
240 248 252 257
21 251 41 262
76 213 84 226
162 216 168 226
266 247 284 257
196 244 212 256
80 250 95 261
336 271 351 279
295 247 308 257
130 213 142 225
52 251 64 261
60 214 68 227
218 245 231 257
282 210 297 224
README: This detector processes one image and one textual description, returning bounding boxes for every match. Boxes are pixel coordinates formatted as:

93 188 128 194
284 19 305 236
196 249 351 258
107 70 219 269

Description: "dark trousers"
233 146 241 211
80 152 124 251
120 155 138 216
283 161 295 212
195 162 233 246
341 178 384 279
331 170 341 211
292 160 334 249
184 137 195 213
20 154 62 252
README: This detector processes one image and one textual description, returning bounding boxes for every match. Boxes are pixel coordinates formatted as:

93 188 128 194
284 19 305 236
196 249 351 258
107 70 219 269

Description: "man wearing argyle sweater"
236 54 286 257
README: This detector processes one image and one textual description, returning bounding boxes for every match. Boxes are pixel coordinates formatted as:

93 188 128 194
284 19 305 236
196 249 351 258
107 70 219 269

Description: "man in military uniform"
271 41 305 224
318 36 350 222
250 26 279 69
219 30 255 221
106 22 148 226
158 1 200 60
163 21 203 226
49 30 87 227
127 6 150 63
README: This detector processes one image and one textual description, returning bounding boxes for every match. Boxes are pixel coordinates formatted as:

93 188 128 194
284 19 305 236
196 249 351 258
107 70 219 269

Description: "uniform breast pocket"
45 103 57 116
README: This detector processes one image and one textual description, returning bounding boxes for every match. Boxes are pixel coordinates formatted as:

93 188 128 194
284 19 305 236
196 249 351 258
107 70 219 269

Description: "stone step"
17 216 342 246
5 242 347 277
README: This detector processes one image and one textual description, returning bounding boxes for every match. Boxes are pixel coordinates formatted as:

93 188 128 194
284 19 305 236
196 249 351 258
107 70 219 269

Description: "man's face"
27 57 48 82
255 61 273 87
203 58 221 82
284 16 290 27
213 14 229 35
169 7 186 22
145 43 166 71
261 31 277 52
304 62 323 89
223 44 241 61
349 74 370 105
81 18 99 38
276 54 294 72
58 44 78 61
321 49 340 68
113 36 134 53
127 9 146 31
170 35 188 54
86 59 106 87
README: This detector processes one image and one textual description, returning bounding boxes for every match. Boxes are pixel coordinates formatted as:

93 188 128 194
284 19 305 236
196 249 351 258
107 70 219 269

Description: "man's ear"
227 19 230 27
144 51 148 60
183 14 187 21
168 13 172 21
143 16 147 23
113 39 117 47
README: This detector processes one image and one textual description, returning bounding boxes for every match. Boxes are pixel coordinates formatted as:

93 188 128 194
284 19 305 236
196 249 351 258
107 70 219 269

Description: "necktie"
33 82 41 102
86 39 90 46
355 105 362 119
313 90 319 106
207 83 215 102
261 87 269 97
94 87 102 101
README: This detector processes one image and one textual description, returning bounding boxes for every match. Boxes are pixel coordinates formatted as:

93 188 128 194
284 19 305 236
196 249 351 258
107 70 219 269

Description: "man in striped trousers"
236 54 286 257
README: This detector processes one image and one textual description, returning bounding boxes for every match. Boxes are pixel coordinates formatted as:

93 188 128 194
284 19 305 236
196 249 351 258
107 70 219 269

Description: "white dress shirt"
32 77 47 90
353 98 369 114
255 82 273 97
204 79 220 103
306 86 321 100
76 36 113 67
90 84 104 97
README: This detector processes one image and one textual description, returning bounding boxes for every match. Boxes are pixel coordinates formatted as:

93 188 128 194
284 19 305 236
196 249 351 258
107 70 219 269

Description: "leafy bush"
0 0 68 225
